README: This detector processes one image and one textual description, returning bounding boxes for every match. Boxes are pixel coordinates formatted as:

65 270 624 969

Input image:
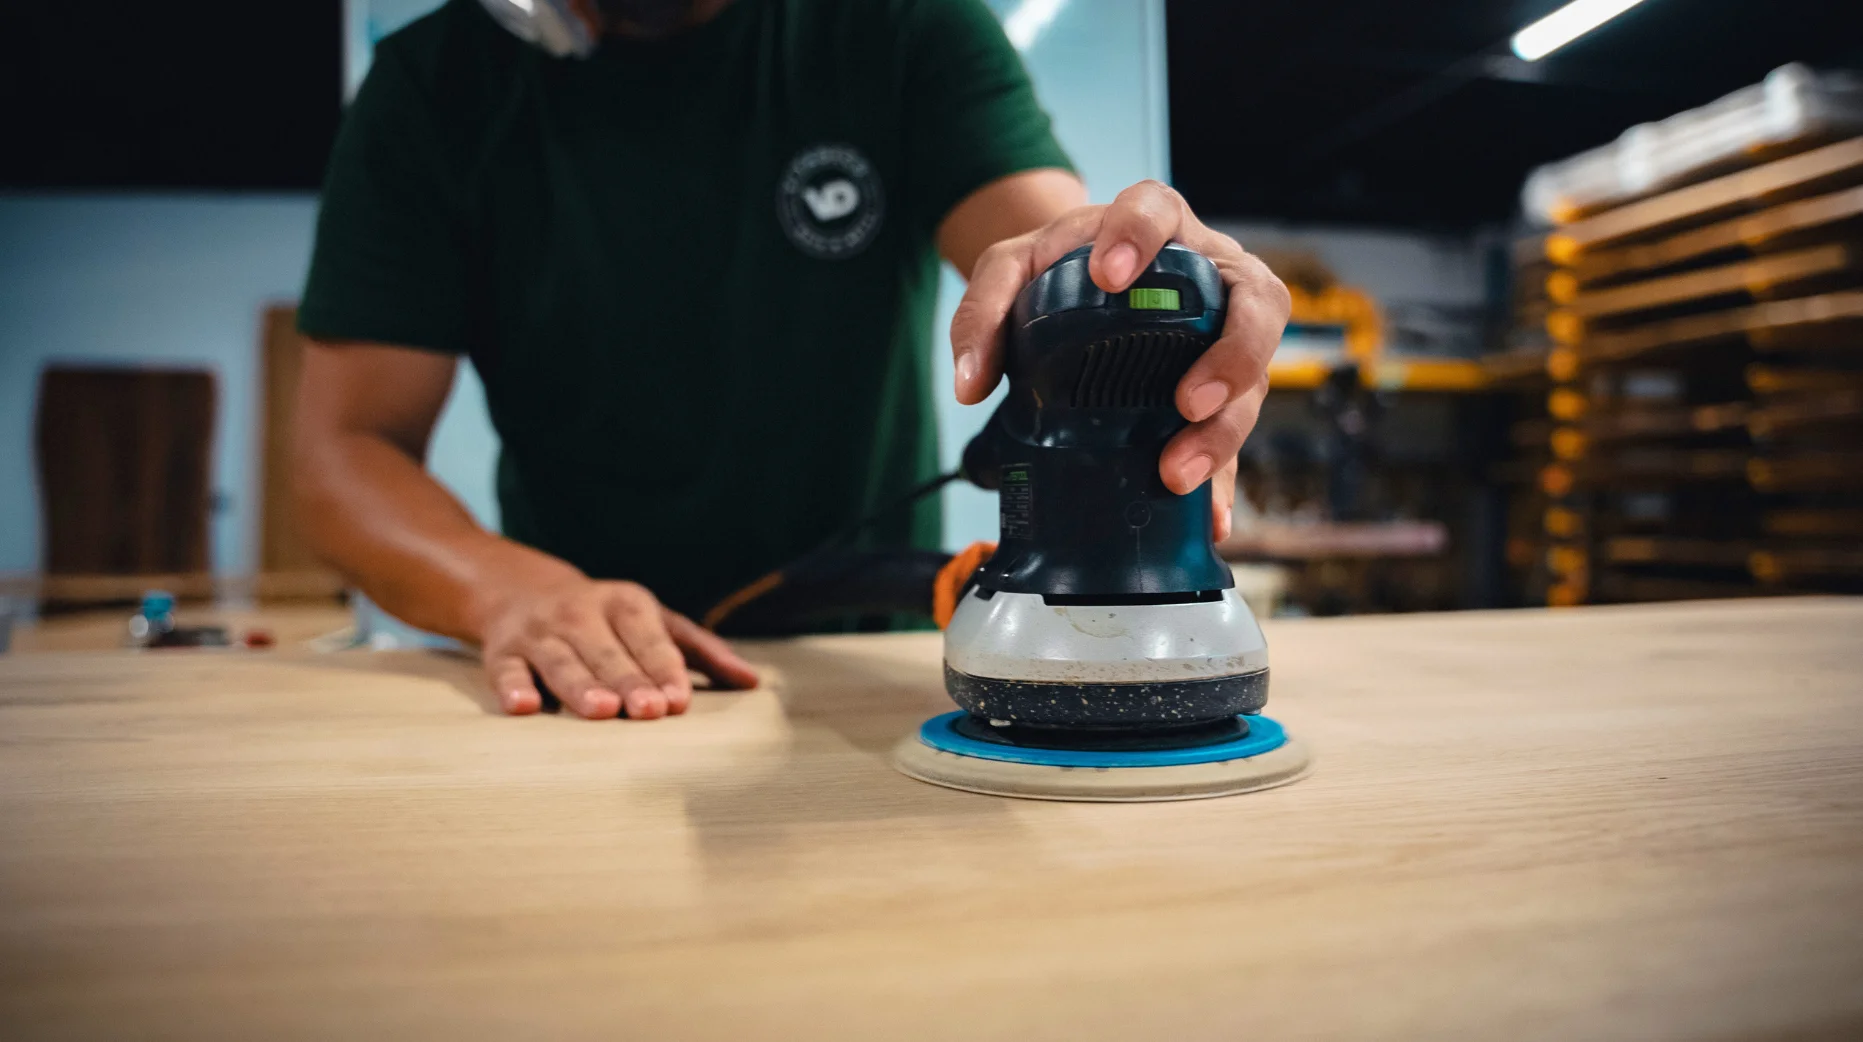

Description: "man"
294 0 1289 722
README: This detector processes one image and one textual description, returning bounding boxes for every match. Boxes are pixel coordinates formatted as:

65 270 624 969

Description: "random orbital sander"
888 243 1313 801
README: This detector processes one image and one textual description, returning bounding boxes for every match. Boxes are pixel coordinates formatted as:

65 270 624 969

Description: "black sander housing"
945 243 1271 739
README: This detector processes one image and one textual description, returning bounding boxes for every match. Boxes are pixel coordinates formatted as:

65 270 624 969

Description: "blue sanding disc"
914 711 1290 769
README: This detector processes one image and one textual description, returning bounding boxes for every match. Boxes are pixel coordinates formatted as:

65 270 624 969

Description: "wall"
0 195 314 577
345 0 453 99
1211 222 1485 315
0 194 501 578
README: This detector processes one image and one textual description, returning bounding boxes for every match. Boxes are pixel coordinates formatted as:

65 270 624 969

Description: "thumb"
664 611 761 690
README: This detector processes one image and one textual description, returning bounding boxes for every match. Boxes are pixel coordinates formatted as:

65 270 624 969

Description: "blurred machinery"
1228 254 1482 616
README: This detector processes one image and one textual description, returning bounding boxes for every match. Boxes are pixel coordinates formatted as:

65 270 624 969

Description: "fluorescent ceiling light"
1003 0 1065 52
1511 0 1651 62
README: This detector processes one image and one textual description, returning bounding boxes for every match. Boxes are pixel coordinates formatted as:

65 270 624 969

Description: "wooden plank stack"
1527 137 1863 605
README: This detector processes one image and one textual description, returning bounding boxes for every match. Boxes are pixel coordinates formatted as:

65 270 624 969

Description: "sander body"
892 243 1311 801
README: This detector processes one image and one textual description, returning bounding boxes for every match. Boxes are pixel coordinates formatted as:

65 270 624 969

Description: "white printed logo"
778 145 884 259
802 179 861 222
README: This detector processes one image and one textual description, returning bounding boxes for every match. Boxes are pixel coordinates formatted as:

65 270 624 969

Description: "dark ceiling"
1168 0 1863 228
0 2 341 190
5 0 1861 222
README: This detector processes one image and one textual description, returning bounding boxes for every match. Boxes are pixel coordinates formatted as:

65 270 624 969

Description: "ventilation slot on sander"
1073 332 1208 408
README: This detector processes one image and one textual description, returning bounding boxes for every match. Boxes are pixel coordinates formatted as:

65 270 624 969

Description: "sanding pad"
890 712 1314 803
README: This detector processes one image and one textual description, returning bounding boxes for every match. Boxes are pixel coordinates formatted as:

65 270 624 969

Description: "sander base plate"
890 712 1313 803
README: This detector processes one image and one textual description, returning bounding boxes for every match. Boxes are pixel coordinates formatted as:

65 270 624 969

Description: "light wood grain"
3 599 1861 1041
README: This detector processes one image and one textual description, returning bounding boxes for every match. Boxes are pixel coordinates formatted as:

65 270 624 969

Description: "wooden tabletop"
3 598 1861 1040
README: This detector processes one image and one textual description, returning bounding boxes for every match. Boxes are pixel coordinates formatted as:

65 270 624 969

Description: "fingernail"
1178 454 1213 490
1187 380 1229 421
1103 243 1138 288
639 690 668 719
499 689 521 713
956 352 977 390
586 688 621 719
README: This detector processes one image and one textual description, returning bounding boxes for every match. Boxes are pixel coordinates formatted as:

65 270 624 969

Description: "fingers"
601 583 691 718
525 636 623 720
946 177 1288 497
1091 192 1288 444
478 577 748 722
1176 247 1290 425
949 240 1030 404
664 611 761 691
487 653 543 715
1211 458 1238 543
950 207 1104 405
1089 180 1187 292
524 593 657 720
1161 380 1269 496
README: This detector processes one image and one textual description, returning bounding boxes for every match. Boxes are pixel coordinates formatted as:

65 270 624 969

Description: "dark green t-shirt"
299 0 1070 616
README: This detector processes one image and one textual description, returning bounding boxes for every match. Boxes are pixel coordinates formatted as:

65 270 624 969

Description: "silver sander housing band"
942 588 1269 728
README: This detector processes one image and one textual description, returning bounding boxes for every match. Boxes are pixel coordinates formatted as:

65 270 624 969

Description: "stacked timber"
1526 137 1863 604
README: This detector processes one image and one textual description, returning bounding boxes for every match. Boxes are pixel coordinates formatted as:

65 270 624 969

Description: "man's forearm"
295 430 579 642
292 338 755 721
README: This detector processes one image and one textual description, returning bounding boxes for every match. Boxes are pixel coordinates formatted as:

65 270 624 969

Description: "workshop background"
2 0 1862 632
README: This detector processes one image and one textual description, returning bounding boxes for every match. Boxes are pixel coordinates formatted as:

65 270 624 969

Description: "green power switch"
1128 287 1181 310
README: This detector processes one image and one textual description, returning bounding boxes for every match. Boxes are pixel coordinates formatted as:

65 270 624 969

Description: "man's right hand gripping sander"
891 242 1313 801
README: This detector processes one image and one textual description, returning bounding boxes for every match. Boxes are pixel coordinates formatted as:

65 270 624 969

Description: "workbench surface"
3 598 1860 1040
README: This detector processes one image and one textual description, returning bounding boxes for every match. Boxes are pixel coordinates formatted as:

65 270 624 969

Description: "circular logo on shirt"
777 144 884 260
